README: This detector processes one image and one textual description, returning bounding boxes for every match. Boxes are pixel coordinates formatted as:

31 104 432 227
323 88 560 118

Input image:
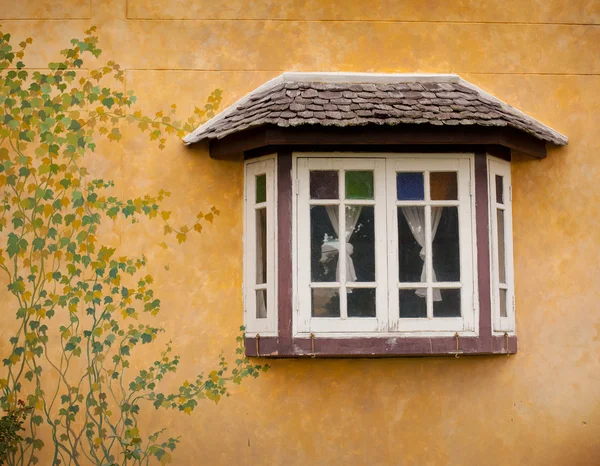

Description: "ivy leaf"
101 97 115 109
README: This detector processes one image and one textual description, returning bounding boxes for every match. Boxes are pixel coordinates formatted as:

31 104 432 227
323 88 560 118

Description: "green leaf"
102 97 115 109
32 237 45 251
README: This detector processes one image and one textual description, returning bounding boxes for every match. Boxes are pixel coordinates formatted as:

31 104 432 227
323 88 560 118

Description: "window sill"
245 334 517 358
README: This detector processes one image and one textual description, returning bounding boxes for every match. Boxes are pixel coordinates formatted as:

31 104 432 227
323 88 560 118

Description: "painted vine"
0 26 266 466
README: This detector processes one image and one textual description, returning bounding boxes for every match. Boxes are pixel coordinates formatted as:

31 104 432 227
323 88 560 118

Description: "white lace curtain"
320 206 362 282
401 206 443 301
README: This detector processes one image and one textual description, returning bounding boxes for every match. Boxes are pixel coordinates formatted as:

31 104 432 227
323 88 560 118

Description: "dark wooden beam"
207 124 546 160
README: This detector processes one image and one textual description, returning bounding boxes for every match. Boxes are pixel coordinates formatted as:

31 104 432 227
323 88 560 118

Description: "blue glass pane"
397 172 424 200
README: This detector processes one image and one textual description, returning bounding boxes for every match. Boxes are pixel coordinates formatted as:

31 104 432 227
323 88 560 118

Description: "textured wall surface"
1 1 599 464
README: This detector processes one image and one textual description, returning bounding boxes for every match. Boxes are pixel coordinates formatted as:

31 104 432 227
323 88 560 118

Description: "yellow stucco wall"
1 1 599 464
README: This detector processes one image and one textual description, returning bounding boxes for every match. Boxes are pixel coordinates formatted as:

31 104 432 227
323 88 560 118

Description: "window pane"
312 288 340 317
256 208 267 284
433 289 461 317
255 174 266 203
432 207 460 282
397 172 424 201
495 175 503 204
347 206 375 282
497 209 506 283
398 206 425 283
310 170 339 199
430 172 458 200
347 288 376 317
345 170 374 200
256 290 267 319
311 206 339 282
399 289 427 318
499 288 508 318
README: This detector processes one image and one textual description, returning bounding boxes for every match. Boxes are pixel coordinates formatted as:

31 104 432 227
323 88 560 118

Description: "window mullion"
424 171 433 319
339 169 348 319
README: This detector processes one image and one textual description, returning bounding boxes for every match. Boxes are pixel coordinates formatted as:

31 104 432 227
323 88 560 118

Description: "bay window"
185 72 567 356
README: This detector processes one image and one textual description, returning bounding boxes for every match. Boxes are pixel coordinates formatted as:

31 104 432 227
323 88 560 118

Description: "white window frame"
488 157 516 334
293 153 478 337
296 157 388 334
386 157 477 333
243 156 277 336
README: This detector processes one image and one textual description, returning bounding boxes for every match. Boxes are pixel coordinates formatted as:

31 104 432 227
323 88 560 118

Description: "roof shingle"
183 73 567 146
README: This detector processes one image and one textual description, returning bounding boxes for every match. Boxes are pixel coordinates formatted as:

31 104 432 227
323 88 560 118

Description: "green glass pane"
255 174 266 203
345 171 374 200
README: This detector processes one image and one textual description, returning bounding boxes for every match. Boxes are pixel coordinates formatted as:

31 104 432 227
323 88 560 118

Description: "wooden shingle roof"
183 73 567 147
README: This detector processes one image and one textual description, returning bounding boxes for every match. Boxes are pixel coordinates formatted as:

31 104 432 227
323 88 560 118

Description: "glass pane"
347 206 375 282
256 290 267 319
433 289 461 317
432 207 460 282
347 288 376 317
497 209 506 283
255 174 266 204
256 208 267 284
398 206 425 283
399 289 427 318
499 288 507 318
345 170 374 200
310 170 339 199
430 172 458 200
311 206 339 282
397 172 424 201
312 288 340 317
495 175 503 204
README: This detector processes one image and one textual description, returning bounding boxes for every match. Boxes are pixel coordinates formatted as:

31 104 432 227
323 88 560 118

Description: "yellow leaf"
161 211 171 221
193 224 203 233
94 437 103 446
183 380 190 388
22 291 32 302
176 233 186 244
183 406 192 415
159 242 168 249
0 378 8 388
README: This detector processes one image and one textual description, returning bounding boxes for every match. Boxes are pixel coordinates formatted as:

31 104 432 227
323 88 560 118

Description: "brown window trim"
245 149 517 358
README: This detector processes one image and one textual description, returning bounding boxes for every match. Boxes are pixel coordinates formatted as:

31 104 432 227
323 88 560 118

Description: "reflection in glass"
256 290 267 319
398 206 425 283
497 209 506 283
310 170 339 199
496 175 503 204
499 288 507 318
312 288 340 317
347 288 376 317
346 206 375 282
311 206 339 282
255 174 266 204
397 172 424 200
345 171 374 200
430 172 458 200
433 289 461 317
256 208 267 284
432 207 460 282
399 289 427 318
